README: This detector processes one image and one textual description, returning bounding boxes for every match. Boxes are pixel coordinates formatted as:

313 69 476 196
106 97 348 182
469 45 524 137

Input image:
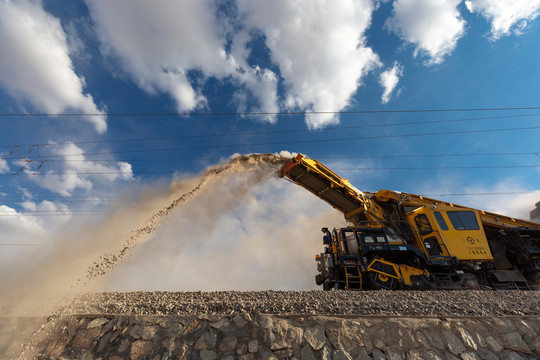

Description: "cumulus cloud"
413 174 540 222
0 205 46 241
0 200 74 267
25 142 133 196
464 185 540 221
85 0 281 119
0 0 107 133
0 158 8 174
238 0 380 129
379 62 403 104
86 0 380 129
465 0 540 39
386 0 466 65
232 66 280 123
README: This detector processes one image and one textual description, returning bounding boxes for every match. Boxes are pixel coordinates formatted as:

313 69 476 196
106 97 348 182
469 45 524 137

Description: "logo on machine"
463 237 488 255
466 236 476 244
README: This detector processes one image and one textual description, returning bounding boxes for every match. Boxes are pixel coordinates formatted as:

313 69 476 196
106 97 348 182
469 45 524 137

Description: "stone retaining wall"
8 314 540 360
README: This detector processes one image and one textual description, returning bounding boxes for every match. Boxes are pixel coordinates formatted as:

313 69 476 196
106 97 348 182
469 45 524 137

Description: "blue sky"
1 0 540 290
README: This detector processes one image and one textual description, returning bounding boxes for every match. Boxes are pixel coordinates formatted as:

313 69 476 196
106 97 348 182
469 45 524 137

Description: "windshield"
446 211 479 230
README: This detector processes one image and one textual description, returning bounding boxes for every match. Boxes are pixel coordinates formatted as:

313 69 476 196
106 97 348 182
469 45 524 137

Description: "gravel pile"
66 290 540 317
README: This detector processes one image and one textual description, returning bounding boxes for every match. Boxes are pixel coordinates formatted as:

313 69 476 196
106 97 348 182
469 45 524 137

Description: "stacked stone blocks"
16 313 540 360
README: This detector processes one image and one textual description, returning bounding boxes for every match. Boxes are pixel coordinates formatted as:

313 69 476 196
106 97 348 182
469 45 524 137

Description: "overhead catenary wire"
3 125 540 160
4 165 540 177
0 191 536 219
1 112 540 148
2 165 540 176
0 191 536 203
2 106 540 117
3 150 537 164
0 243 56 246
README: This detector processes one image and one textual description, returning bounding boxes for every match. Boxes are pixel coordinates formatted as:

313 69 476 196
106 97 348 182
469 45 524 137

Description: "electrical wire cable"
1 113 540 148
2 164 540 176
2 106 540 117
3 125 540 160
5 150 535 164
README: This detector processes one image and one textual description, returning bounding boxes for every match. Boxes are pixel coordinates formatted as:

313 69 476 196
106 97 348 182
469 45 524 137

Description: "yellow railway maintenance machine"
280 154 540 290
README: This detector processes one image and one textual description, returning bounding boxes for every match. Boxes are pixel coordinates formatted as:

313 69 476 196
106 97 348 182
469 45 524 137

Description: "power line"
0 192 536 216
3 125 540 160
2 113 539 148
422 192 538 197
0 191 534 202
1 150 538 165
0 190 540 201
1 164 540 177
346 165 539 171
0 213 103 216
2 106 540 117
0 243 56 246
0 195 115 199
1 191 535 201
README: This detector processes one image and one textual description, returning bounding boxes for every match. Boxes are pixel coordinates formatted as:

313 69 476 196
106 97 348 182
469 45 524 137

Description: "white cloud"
461 184 540 221
0 200 71 254
237 0 380 129
86 0 280 120
86 0 222 112
0 0 107 133
232 66 280 123
379 62 403 104
0 205 47 242
386 0 466 65
87 0 380 129
465 0 540 39
0 158 9 174
412 174 540 221
26 142 133 196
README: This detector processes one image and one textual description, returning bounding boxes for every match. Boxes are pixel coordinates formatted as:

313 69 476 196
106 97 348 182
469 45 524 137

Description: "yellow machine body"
281 154 540 290
404 205 493 262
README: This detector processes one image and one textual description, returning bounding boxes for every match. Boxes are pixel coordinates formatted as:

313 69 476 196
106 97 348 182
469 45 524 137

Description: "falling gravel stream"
85 153 288 282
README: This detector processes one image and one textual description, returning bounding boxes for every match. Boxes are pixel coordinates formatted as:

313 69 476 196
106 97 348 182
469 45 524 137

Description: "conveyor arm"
279 154 384 223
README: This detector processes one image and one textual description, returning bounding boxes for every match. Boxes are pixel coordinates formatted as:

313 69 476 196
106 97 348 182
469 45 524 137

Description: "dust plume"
0 152 345 358
94 163 344 291
0 154 290 308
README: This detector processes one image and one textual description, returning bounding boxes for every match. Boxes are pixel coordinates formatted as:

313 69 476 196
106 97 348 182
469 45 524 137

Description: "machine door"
437 209 493 262
408 209 452 263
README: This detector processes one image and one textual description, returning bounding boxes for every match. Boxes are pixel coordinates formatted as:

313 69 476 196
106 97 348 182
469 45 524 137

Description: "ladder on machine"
344 266 362 290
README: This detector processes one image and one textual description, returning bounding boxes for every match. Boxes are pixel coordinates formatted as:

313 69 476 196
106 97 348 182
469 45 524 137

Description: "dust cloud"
1 152 346 358
94 164 344 292
0 152 343 314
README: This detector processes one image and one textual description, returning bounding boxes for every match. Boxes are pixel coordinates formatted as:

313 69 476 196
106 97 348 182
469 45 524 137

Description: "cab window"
361 234 386 243
363 235 375 243
434 211 449 231
414 214 433 235
447 211 479 230
341 230 358 254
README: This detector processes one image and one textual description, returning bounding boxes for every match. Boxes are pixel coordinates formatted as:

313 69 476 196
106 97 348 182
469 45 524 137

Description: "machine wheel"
323 281 335 291
368 271 398 290
529 272 540 291
462 273 481 289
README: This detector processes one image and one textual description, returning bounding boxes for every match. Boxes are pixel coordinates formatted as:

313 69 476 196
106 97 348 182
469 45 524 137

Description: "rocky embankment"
3 291 540 360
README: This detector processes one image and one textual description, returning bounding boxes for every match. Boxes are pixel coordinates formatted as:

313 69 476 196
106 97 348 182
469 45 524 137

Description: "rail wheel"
529 272 540 291
323 281 335 291
368 271 398 290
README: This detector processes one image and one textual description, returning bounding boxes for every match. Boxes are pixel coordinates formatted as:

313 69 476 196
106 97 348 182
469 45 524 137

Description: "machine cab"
405 205 493 264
